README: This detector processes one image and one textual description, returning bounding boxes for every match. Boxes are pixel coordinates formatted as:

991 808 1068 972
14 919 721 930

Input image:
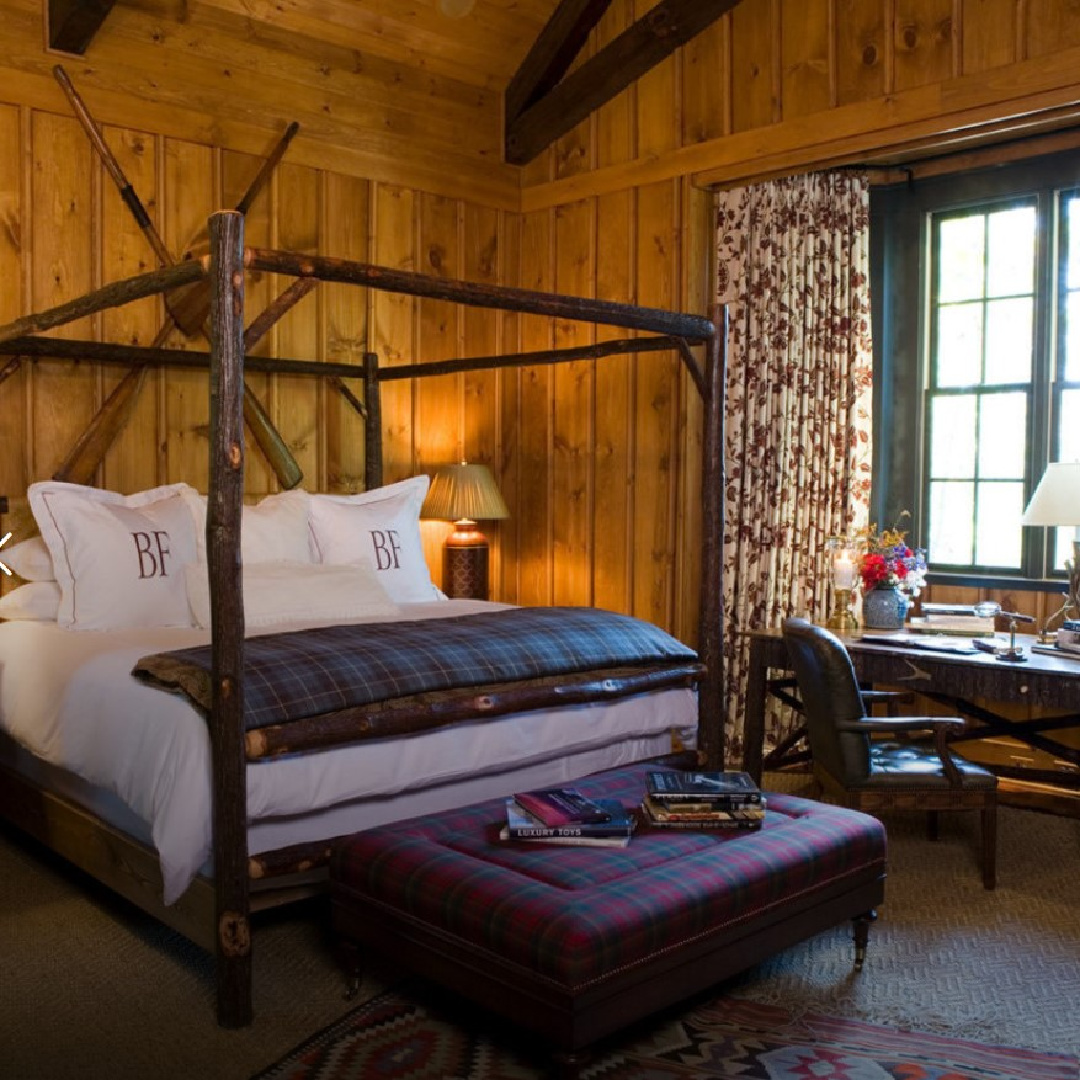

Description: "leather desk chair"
781 617 998 889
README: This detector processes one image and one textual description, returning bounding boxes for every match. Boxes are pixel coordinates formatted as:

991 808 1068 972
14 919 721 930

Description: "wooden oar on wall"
53 278 318 486
52 65 303 490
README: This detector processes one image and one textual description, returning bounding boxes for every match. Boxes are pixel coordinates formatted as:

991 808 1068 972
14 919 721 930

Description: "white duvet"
0 601 697 903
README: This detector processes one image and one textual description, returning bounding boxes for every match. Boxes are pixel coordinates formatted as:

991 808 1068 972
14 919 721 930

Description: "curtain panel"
716 171 874 762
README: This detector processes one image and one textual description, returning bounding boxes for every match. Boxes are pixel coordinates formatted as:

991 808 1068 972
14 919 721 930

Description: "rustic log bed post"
206 210 253 1028
0 209 727 1027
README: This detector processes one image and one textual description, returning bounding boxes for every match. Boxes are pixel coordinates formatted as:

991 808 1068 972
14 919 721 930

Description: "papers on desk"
858 632 980 654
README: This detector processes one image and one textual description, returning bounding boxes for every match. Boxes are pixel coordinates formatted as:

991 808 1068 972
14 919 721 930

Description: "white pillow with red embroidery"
307 476 443 603
28 482 201 630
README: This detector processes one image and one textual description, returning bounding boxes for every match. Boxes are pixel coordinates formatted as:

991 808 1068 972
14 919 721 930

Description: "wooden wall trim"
521 43 1080 208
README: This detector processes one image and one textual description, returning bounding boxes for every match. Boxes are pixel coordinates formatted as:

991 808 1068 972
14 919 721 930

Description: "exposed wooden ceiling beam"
47 0 116 55
505 0 743 165
505 0 615 125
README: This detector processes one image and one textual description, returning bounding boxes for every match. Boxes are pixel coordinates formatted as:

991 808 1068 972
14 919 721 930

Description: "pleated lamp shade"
421 464 508 600
421 463 509 525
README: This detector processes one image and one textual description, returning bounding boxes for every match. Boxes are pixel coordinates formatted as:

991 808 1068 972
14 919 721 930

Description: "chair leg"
982 803 997 890
926 809 939 841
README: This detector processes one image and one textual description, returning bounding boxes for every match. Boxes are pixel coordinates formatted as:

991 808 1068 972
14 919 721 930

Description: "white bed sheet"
0 601 697 903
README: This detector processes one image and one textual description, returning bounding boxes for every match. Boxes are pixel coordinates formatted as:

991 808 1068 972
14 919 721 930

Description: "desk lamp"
421 462 509 600
1020 461 1080 637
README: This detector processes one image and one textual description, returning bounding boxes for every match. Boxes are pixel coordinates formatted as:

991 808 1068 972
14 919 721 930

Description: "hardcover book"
646 770 762 802
501 798 636 844
643 795 765 828
512 786 614 827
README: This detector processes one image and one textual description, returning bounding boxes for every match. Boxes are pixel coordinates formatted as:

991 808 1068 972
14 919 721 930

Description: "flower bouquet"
857 515 927 598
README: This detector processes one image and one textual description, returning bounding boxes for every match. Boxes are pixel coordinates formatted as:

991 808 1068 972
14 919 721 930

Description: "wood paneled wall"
4 0 1080 643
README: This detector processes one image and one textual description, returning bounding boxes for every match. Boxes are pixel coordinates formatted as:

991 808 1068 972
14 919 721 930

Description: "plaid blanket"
133 606 699 738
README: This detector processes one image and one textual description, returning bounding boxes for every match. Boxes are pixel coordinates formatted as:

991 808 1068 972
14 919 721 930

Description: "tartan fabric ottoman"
330 762 886 1078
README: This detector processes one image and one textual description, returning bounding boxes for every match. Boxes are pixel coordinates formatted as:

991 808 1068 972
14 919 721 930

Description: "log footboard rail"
0 209 727 1029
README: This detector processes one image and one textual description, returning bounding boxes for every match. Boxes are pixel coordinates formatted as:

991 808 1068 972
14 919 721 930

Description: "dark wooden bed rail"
0 209 726 1028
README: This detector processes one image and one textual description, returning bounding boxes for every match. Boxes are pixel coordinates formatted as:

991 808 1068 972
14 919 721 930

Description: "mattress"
0 600 697 903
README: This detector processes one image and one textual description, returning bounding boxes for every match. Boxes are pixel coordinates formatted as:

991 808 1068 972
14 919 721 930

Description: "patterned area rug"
252 984 1079 1080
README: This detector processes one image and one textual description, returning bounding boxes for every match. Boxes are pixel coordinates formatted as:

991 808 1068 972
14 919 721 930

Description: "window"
871 149 1080 586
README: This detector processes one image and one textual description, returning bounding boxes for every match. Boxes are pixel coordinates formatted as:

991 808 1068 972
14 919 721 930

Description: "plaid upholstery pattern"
134 606 697 732
331 763 887 989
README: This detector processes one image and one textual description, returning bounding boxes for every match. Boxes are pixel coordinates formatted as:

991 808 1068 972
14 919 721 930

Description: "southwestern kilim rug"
252 983 1079 1080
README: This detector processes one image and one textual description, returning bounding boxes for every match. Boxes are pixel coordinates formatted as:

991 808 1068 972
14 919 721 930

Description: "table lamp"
421 462 509 600
1020 461 1080 632
825 536 859 631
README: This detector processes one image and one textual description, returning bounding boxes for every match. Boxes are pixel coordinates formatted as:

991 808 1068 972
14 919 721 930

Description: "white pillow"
308 476 442 603
0 580 61 621
28 482 200 630
183 560 399 629
182 489 314 564
2 536 55 581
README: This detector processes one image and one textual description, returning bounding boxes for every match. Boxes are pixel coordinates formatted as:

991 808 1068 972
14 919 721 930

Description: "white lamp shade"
1020 462 1080 528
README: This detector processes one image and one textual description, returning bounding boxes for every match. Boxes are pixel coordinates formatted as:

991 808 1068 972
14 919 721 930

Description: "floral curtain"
716 171 874 763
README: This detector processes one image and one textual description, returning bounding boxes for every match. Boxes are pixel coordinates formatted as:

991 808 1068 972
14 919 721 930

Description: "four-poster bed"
0 209 725 1027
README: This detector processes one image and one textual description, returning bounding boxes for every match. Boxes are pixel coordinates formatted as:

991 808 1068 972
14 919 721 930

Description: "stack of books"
1056 620 1080 657
642 770 766 831
909 602 996 637
499 786 637 847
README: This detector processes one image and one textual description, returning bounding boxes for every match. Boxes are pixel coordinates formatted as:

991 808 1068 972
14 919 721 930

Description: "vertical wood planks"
416 192 463 586
961 0 1019 73
835 0 889 105
372 184 417 485
163 139 214 488
99 124 160 493
515 209 555 607
552 198 595 606
322 173 370 493
274 162 320 489
781 0 833 118
0 104 27 535
894 0 956 91
30 112 95 479
461 203 502 593
1026 0 1080 58
730 0 777 132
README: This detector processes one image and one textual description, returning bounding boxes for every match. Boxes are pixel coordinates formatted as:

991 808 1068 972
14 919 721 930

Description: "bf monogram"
132 530 172 579
370 529 402 570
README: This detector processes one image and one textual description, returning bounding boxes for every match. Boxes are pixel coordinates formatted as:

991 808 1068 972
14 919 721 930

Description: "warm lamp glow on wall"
1020 461 1080 628
421 463 509 600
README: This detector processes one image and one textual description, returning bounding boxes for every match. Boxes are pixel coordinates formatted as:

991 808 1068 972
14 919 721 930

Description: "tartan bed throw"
132 606 699 737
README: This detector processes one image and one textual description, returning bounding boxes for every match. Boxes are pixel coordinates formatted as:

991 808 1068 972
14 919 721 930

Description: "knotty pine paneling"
781 0 833 120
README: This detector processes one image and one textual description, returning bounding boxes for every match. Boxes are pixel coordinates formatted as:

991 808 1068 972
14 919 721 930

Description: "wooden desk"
743 629 1080 803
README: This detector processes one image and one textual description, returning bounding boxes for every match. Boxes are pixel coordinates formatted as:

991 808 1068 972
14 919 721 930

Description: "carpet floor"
2 783 1079 1079
252 984 1079 1080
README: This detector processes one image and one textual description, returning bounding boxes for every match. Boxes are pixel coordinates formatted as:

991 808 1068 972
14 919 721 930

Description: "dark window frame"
870 147 1080 592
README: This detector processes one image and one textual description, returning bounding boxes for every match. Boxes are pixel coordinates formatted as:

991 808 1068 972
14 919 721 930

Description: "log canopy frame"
0 210 726 1029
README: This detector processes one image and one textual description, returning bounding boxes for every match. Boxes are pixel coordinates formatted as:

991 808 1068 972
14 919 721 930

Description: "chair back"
780 617 871 784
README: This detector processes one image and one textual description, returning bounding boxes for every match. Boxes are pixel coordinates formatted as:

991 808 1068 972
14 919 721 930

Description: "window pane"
1052 527 1071 573
935 304 983 386
977 393 1026 478
938 216 985 302
987 206 1035 297
1060 389 1080 462
929 396 976 477
975 482 1023 567
1065 292 1080 381
985 298 1033 383
929 481 973 564
1067 195 1080 289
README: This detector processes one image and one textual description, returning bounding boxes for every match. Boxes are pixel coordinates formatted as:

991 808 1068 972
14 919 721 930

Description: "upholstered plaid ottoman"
330 763 886 1078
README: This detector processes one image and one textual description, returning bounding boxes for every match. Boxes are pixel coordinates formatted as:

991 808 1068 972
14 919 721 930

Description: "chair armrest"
836 716 966 734
836 718 965 786
860 690 915 705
